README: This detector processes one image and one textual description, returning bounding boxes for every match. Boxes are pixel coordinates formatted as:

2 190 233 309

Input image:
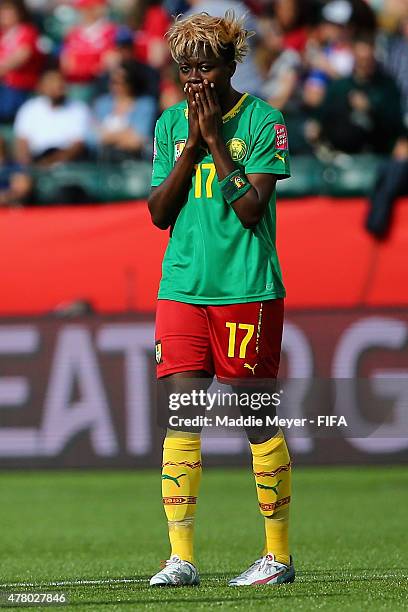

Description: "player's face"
178 48 235 98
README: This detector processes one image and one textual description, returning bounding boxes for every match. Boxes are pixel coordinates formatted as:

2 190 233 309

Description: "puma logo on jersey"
275 153 286 163
244 363 258 375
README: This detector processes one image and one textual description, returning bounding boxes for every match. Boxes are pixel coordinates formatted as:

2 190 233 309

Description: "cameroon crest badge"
227 138 247 162
174 140 186 161
155 340 162 364
233 175 246 189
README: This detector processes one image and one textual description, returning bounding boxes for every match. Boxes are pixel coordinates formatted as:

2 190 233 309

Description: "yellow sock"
168 519 195 564
162 430 202 564
263 507 289 564
250 429 291 565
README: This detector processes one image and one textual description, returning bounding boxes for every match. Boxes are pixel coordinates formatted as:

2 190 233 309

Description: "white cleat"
149 554 200 587
228 553 295 586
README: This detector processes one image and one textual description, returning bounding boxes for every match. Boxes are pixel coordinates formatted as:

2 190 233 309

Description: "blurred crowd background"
0 0 407 235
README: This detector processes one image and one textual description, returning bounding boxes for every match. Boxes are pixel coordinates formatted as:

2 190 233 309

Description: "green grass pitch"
1 466 407 610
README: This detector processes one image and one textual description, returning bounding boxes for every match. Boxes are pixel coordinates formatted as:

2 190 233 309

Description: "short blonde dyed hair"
167 11 253 64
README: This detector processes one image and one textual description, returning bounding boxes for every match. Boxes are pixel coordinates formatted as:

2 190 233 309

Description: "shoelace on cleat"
258 554 282 574
159 557 182 574
236 558 262 579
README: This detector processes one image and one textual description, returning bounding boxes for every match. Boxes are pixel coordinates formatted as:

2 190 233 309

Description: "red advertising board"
1 197 407 315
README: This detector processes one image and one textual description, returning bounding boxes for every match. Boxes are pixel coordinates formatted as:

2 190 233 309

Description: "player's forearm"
148 144 197 230
208 136 265 229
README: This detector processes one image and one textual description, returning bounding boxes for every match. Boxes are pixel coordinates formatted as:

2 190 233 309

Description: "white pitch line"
0 576 224 589
1 574 404 592
0 578 146 589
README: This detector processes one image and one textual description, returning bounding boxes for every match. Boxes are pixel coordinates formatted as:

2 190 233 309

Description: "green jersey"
151 93 290 305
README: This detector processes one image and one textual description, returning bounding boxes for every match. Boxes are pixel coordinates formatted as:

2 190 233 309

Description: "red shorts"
155 299 284 380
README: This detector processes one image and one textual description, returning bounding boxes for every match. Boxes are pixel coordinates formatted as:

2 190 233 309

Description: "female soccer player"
148 11 294 587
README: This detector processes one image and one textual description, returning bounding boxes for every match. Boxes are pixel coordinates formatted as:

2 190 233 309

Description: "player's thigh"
155 300 214 378
207 299 284 381
160 370 214 434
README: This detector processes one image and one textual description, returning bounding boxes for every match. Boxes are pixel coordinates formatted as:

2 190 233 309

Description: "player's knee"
246 426 279 445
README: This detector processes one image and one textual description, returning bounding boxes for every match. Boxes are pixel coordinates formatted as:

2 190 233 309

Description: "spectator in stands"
60 0 116 101
133 0 171 70
285 73 328 155
320 36 404 154
366 135 408 237
257 14 302 113
304 0 354 82
13 68 91 166
274 0 312 54
376 0 408 29
0 134 33 205
0 0 42 122
348 0 377 35
109 24 136 64
381 16 408 128
103 25 160 100
90 59 156 161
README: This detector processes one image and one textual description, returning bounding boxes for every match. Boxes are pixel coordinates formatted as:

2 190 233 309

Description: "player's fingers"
187 87 197 115
209 81 220 108
198 84 210 113
203 80 215 109
195 91 204 114
189 83 200 101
